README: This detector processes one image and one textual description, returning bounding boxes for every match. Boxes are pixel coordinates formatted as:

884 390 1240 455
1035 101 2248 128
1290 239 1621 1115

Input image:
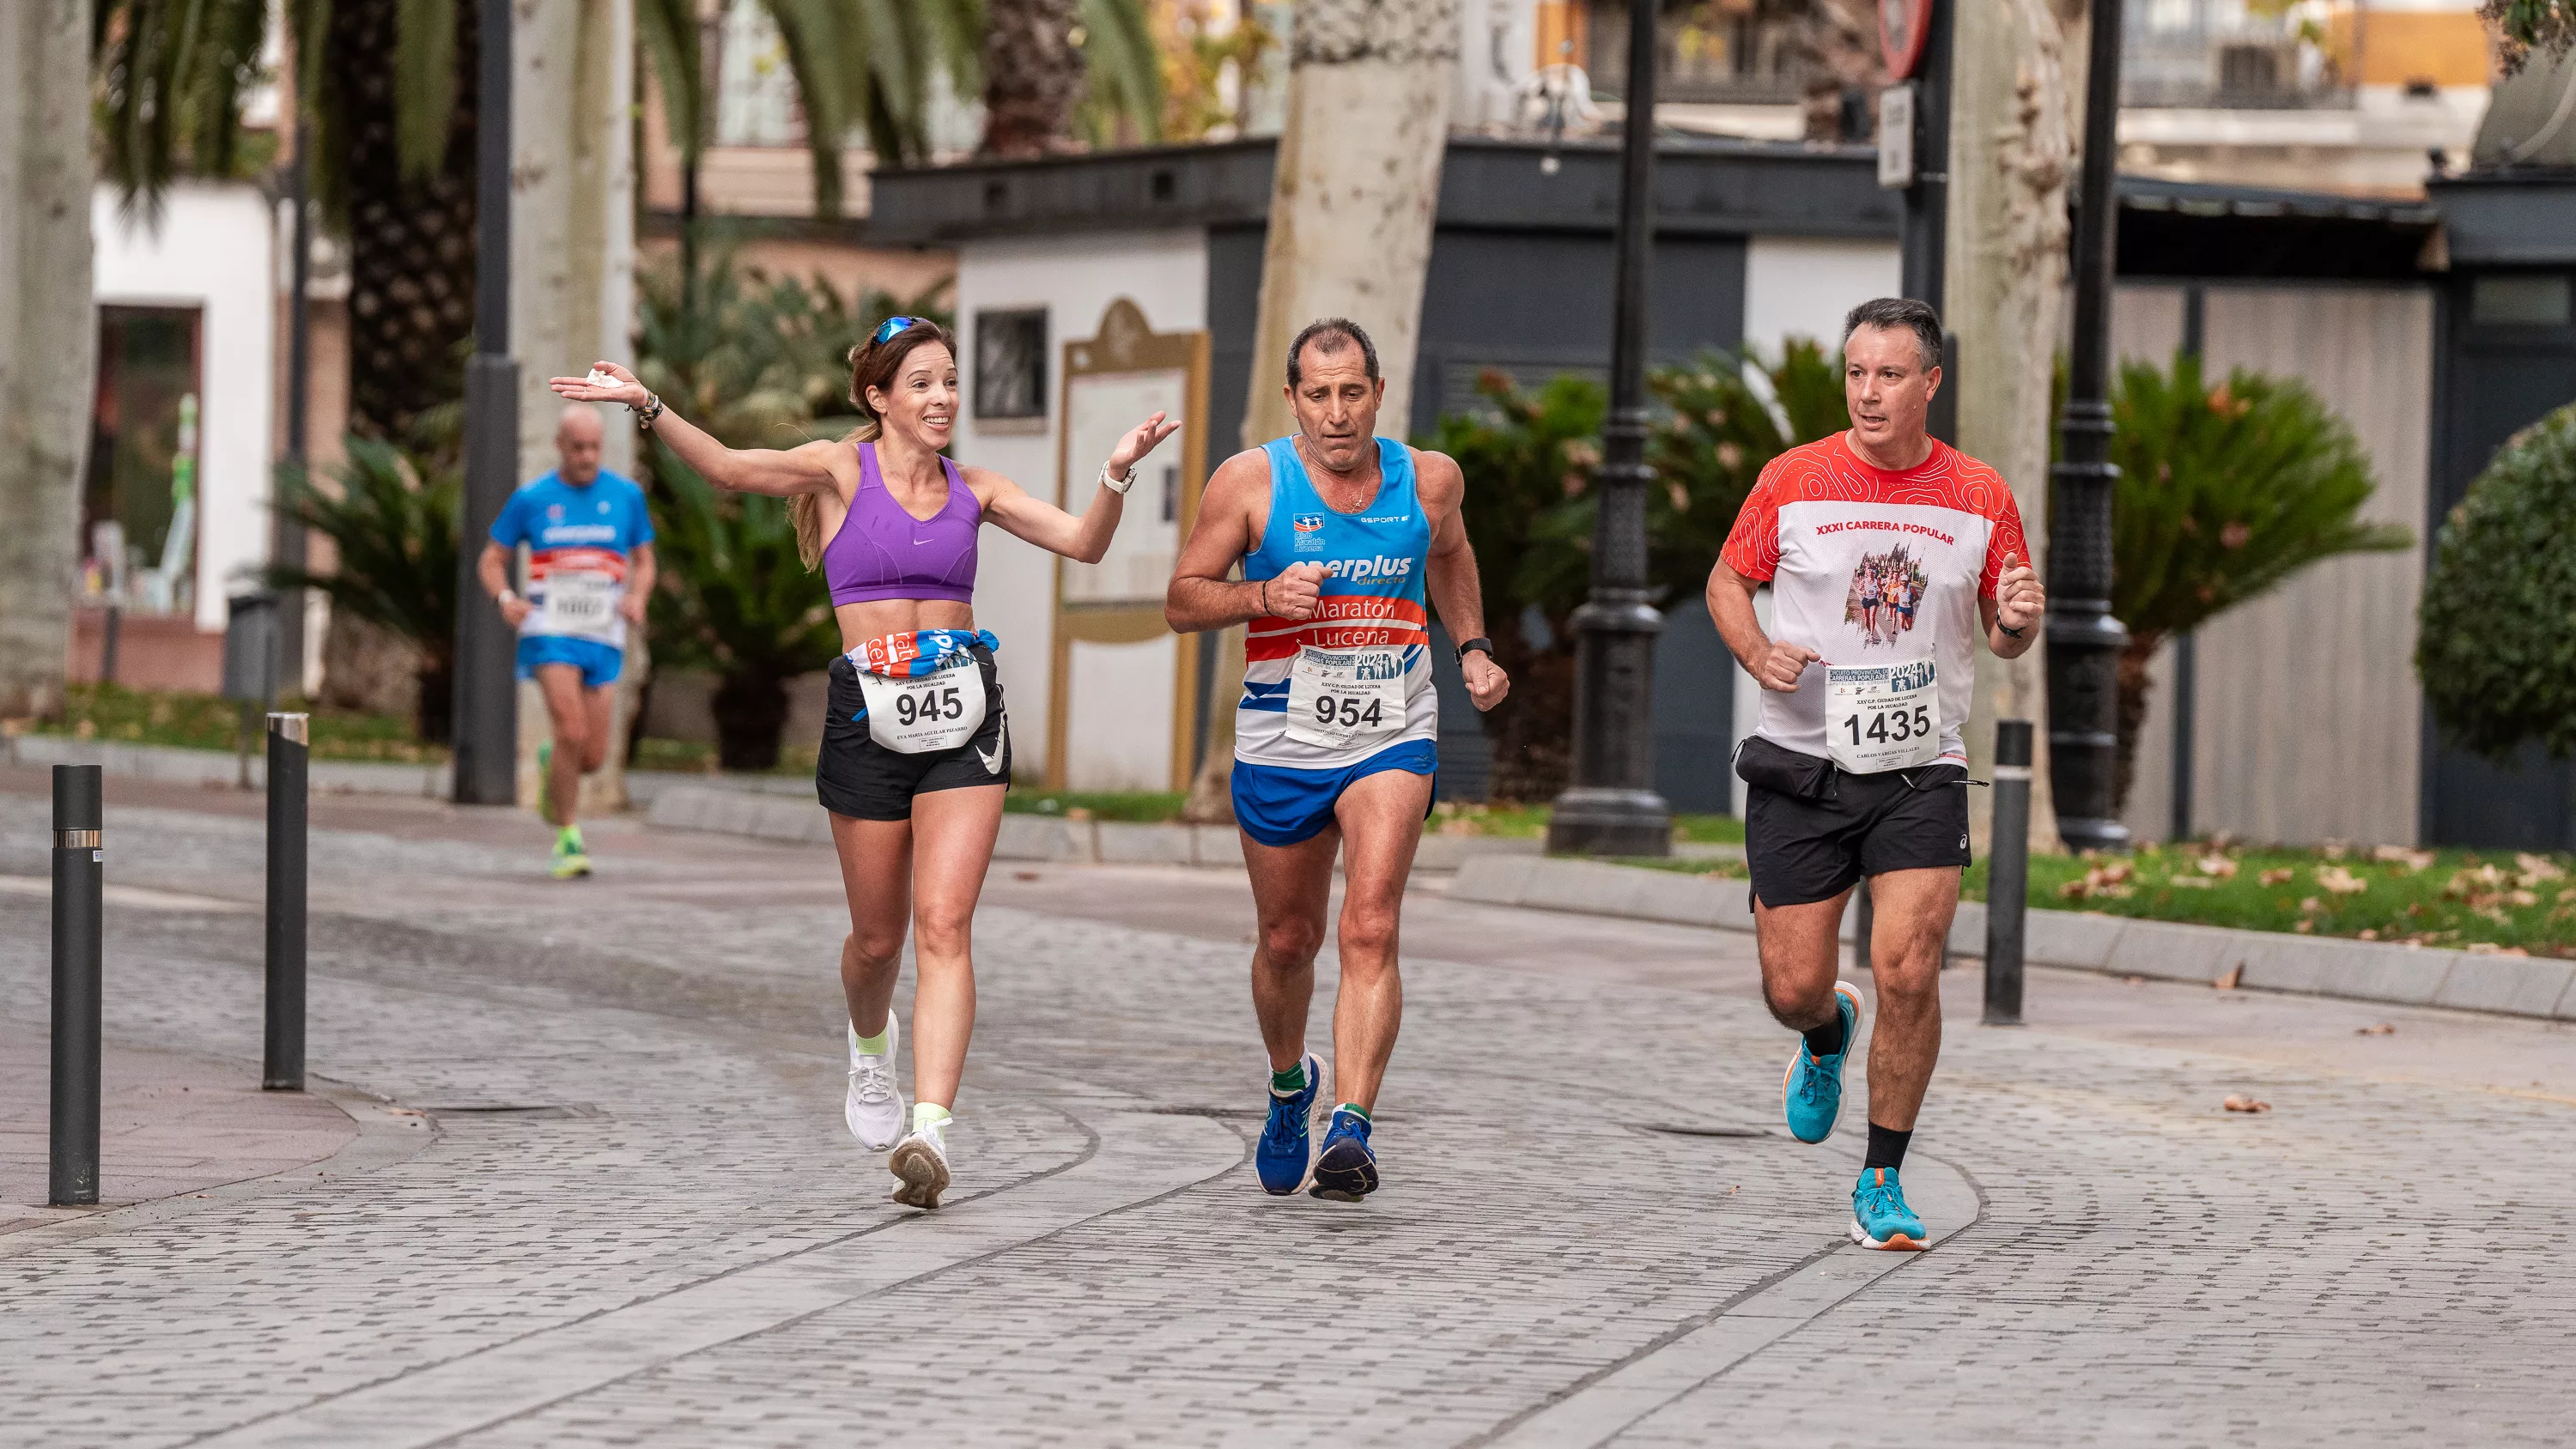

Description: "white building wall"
90 183 277 632
954 231 1210 784
1741 237 1900 361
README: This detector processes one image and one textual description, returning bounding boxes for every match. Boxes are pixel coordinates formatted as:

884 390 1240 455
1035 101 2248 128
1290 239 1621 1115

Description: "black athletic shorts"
816 646 1011 822
1744 758 1971 908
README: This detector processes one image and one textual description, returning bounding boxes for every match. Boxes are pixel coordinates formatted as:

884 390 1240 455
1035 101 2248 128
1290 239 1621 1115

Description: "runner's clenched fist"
1261 562 1326 621
1461 651 1510 711
1755 640 1820 693
1995 550 2045 633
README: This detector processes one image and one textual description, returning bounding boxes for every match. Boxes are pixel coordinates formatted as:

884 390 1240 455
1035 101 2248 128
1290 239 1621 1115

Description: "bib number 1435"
1826 658 1939 773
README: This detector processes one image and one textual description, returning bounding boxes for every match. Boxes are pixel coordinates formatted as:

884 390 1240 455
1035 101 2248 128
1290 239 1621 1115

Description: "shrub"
264 439 459 743
2417 402 2576 760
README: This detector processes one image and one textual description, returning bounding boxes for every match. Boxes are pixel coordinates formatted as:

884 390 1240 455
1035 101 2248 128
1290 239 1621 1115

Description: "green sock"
912 1102 951 1134
1269 1059 1309 1094
556 824 584 852
1334 1101 1370 1123
854 1027 890 1056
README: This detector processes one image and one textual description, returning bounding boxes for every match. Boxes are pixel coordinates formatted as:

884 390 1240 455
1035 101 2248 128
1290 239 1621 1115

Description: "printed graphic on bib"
858 662 989 755
539 571 620 637
1826 657 1940 774
1843 543 1929 650
1285 646 1406 750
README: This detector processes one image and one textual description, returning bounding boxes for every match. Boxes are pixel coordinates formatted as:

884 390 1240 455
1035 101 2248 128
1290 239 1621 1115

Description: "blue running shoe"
1783 981 1863 1143
1850 1165 1929 1250
1255 1052 1322 1195
1307 1108 1378 1202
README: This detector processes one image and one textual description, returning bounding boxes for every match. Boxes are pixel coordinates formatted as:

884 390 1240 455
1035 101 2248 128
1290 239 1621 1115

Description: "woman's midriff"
834 597 975 653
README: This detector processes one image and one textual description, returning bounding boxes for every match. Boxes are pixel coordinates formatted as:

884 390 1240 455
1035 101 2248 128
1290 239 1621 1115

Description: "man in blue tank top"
1169 319 1510 1202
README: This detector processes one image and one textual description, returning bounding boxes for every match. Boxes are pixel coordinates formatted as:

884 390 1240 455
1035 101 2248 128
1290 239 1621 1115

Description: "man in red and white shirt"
1708 298 2046 1252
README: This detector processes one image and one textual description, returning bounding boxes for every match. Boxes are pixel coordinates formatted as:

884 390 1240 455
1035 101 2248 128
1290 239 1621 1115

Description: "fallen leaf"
2318 840 2347 860
2464 942 2530 956
2258 867 2294 887
2223 1095 2271 1113
2293 919 2315 933
2514 852 2566 884
1064 806 1094 822
2358 928 2379 941
2215 964 2243 991
2300 896 2323 912
2317 866 2368 895
1012 871 1042 882
2169 876 2215 888
2194 854 2239 879
2356 1022 2396 1036
2372 845 2436 872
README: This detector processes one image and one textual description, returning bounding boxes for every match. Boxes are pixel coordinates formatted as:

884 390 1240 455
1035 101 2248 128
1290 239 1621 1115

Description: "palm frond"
263 439 459 664
1075 0 1165 147
635 0 706 168
95 0 277 221
391 0 459 183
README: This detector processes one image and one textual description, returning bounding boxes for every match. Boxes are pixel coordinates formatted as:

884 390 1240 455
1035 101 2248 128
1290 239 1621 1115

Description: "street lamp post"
2045 0 2132 853
1546 0 1673 858
453 0 519 805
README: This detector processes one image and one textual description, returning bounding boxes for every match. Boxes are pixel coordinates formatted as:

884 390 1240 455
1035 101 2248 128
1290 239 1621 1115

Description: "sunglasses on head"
871 316 922 347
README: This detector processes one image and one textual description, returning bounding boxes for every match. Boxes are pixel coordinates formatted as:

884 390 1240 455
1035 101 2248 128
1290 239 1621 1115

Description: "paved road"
0 778 2568 1447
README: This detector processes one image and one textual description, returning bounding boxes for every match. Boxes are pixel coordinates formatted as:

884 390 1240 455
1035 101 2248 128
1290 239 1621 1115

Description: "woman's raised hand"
1108 411 1182 481
548 361 649 408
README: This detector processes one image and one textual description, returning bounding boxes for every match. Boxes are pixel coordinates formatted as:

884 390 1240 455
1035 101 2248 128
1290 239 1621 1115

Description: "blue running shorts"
1231 738 1438 847
515 635 625 688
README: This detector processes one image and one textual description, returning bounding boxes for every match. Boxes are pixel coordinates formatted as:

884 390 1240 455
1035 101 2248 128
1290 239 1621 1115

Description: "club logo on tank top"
1292 513 1327 550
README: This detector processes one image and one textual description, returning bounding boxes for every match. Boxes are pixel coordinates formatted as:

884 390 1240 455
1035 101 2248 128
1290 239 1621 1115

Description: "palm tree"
0 1 95 721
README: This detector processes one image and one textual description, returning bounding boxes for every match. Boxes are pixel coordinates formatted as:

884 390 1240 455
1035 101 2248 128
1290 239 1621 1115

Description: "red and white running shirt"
1719 432 2029 765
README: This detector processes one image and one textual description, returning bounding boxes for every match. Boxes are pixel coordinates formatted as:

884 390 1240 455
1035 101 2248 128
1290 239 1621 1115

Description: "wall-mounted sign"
1877 84 1917 189
1881 0 1933 80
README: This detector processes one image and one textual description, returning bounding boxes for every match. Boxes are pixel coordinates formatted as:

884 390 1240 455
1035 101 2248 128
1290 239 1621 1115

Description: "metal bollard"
51 766 103 1206
1984 719 2034 1026
264 713 309 1091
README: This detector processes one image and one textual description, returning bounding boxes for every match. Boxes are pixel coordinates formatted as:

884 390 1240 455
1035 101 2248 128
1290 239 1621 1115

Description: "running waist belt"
848 628 999 678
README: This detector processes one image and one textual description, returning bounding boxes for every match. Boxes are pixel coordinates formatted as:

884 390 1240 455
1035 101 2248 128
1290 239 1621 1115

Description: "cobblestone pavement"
0 783 2569 1447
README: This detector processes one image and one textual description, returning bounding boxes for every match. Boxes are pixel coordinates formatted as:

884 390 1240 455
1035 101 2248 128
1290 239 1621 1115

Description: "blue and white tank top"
1236 436 1439 770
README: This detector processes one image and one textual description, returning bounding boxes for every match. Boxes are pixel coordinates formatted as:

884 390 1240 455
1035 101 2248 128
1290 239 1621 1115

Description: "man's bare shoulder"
1207 445 1273 493
1406 446 1466 507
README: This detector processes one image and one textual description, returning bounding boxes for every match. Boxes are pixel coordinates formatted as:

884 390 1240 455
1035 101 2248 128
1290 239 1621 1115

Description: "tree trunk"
0 0 94 721
335 0 481 444
713 671 788 772
981 0 1086 158
1182 0 1461 823
511 0 641 813
1946 0 2078 855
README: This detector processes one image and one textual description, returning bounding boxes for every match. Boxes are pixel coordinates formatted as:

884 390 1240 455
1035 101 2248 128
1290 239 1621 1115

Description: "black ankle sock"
1801 1017 1847 1059
1864 1122 1912 1173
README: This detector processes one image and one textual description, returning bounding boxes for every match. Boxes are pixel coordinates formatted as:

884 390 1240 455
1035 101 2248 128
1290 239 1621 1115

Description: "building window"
2470 274 2573 327
84 305 204 615
975 308 1049 424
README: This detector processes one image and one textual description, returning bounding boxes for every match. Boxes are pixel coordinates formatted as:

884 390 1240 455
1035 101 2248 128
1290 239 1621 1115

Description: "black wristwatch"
1455 637 1494 662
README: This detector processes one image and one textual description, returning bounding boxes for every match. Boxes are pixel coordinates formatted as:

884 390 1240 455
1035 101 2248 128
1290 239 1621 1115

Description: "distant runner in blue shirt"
474 405 657 879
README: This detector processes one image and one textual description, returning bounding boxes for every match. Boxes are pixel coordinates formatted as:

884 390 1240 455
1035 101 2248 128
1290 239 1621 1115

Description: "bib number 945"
896 687 965 728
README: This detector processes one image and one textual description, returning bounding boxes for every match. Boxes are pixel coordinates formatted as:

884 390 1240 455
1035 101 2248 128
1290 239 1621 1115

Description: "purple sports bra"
824 442 981 607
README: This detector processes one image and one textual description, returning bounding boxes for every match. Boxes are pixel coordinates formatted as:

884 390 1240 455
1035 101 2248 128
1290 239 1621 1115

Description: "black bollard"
264 713 308 1091
51 766 103 1206
1984 719 2033 1026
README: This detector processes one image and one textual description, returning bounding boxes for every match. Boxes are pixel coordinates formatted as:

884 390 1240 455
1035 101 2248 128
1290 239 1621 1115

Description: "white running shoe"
845 1015 904 1152
888 1118 951 1210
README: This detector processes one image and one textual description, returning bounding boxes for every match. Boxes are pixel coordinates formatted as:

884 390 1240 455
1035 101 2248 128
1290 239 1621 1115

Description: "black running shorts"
1744 758 1971 908
816 647 1011 822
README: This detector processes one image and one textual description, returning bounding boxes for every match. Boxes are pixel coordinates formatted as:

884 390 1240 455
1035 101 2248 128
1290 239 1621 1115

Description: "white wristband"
1099 463 1134 496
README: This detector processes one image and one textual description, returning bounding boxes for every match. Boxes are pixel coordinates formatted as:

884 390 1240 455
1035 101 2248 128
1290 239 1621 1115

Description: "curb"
643 783 1546 871
1447 855 2576 1022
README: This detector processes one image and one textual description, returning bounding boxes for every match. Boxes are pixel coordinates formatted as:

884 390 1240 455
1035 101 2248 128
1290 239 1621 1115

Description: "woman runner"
552 319 1176 1209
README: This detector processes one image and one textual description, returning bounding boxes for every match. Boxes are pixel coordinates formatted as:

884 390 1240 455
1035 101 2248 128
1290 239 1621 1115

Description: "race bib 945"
1826 658 1939 774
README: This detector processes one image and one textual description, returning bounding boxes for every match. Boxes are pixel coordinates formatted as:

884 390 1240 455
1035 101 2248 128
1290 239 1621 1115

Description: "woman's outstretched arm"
550 361 840 498
979 412 1180 563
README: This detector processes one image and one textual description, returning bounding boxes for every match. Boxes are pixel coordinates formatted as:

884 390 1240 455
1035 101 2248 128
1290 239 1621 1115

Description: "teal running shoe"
1850 1165 1929 1250
1783 980 1862 1143
1255 1052 1322 1195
